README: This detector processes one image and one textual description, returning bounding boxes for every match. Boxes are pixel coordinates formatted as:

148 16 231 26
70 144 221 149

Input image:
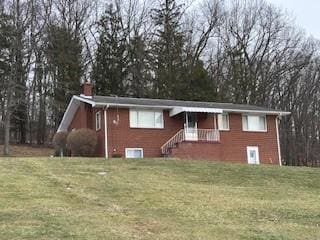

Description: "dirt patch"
0 144 54 157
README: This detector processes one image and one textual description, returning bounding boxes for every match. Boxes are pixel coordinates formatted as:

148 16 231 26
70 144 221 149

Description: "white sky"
266 0 320 39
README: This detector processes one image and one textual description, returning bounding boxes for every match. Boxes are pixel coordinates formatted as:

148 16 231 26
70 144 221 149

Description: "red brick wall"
68 104 280 164
106 109 279 164
218 114 279 164
68 103 105 157
68 103 90 130
171 114 279 164
92 108 106 157
197 113 215 128
106 108 184 158
171 142 222 161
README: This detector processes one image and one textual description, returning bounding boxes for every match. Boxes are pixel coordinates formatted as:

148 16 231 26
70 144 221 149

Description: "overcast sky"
266 0 320 39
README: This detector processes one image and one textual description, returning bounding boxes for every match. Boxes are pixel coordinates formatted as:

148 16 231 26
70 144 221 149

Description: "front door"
184 112 198 141
247 146 260 164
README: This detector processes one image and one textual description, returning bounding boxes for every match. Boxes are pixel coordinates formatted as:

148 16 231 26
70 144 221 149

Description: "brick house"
57 82 290 165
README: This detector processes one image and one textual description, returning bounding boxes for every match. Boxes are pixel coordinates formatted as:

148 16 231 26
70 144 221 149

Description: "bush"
52 131 70 157
66 128 98 157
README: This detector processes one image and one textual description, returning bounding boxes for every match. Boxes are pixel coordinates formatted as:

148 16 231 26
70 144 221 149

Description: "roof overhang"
222 109 291 116
73 96 291 117
57 97 81 132
74 95 96 105
57 95 291 132
169 107 223 117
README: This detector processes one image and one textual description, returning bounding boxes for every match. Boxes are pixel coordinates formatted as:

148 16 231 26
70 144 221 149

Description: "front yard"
0 157 319 239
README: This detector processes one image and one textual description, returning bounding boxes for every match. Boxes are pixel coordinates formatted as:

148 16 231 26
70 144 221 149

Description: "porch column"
213 113 217 129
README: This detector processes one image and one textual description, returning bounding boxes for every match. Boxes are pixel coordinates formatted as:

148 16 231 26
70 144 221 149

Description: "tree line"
0 0 320 167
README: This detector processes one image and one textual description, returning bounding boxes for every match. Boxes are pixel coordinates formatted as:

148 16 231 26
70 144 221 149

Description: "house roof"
57 95 290 132
85 95 290 114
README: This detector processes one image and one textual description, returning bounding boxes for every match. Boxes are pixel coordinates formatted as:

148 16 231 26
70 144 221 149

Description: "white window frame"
96 111 101 131
218 113 230 131
247 146 260 165
129 109 164 129
125 148 144 158
242 114 267 132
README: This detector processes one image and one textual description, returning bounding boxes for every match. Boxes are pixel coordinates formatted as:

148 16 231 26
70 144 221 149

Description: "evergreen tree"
0 9 14 154
127 32 151 98
92 4 128 96
151 0 185 99
0 10 11 83
183 60 214 101
46 24 83 129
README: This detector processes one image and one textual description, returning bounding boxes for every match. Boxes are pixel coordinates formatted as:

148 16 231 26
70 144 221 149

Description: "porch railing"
161 129 220 155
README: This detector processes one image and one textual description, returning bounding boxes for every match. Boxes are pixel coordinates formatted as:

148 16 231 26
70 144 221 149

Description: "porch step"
161 129 220 155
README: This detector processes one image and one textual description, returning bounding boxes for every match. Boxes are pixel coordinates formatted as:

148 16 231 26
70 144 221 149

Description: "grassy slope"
0 158 319 240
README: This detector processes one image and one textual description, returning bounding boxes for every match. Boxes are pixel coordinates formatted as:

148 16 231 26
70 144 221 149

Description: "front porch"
161 128 220 155
161 110 222 155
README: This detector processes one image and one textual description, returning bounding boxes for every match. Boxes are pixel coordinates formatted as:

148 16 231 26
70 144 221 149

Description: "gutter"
223 109 291 116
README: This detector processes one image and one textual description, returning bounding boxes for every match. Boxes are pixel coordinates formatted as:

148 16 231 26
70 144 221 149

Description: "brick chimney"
80 81 93 98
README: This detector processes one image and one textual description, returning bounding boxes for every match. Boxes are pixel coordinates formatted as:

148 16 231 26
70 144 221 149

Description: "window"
130 109 164 128
125 148 143 158
96 111 101 131
218 113 229 130
242 115 267 131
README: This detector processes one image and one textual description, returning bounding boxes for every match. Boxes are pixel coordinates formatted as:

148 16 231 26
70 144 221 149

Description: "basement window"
125 148 143 158
96 111 101 131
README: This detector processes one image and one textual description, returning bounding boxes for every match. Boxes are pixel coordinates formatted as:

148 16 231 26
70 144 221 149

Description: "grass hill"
0 157 319 239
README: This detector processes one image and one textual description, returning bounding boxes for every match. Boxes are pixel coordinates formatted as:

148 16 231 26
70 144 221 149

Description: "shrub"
52 131 70 157
66 128 98 157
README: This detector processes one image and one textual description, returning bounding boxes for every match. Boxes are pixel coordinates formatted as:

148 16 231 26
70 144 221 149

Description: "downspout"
275 115 282 166
104 105 109 159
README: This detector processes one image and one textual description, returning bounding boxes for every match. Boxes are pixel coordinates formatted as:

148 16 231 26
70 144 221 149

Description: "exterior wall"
172 114 279 164
92 108 106 157
106 108 184 158
68 103 91 130
67 103 280 164
68 102 105 157
106 108 279 164
197 113 216 129
171 142 222 161
218 114 279 164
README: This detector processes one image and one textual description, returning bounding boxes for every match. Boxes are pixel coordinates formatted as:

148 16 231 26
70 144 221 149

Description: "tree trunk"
3 107 11 156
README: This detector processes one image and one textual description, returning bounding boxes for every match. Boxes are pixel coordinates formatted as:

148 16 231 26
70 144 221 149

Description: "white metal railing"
161 129 220 155
197 129 220 142
161 129 185 155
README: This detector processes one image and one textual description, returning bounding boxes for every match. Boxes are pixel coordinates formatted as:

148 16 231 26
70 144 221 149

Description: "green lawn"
0 158 319 239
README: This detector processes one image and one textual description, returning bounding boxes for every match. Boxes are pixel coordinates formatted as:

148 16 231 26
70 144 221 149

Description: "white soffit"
57 97 81 132
169 107 223 117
